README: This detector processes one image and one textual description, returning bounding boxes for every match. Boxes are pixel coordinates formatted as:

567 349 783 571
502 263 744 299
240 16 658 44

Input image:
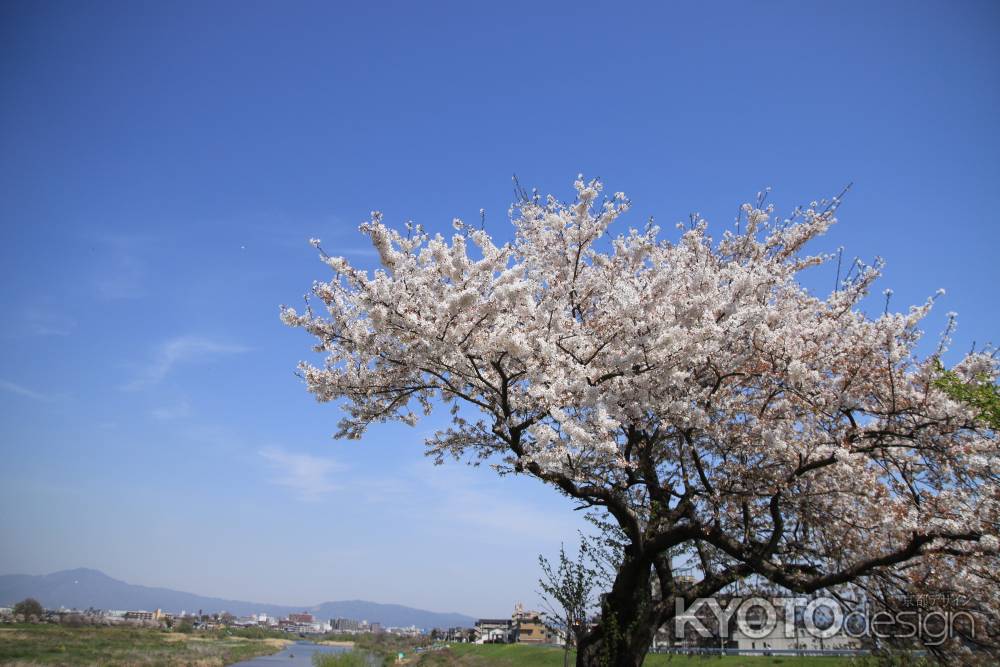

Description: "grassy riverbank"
0 624 290 666
413 644 858 666
313 633 428 667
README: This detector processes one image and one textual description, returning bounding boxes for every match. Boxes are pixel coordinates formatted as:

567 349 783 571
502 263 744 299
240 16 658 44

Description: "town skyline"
0 567 479 624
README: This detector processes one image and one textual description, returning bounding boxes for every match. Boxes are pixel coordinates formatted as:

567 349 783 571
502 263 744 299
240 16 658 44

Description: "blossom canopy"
284 177 999 662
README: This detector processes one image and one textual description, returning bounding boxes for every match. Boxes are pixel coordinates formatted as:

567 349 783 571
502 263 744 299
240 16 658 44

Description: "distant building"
731 613 860 655
124 609 163 622
288 612 314 624
512 603 547 644
475 618 514 643
445 626 474 643
475 604 553 644
653 593 862 654
332 617 361 632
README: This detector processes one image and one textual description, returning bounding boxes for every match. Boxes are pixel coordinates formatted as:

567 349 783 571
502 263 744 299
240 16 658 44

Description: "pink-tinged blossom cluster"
284 177 998 659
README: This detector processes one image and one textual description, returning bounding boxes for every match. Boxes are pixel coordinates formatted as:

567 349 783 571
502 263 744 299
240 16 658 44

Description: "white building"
474 618 514 643
731 614 860 654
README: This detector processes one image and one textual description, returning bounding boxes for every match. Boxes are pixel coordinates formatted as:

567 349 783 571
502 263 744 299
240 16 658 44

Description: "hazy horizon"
0 566 479 617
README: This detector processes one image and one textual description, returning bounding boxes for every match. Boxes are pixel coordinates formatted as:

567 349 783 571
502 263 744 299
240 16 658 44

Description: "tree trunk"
575 555 661 667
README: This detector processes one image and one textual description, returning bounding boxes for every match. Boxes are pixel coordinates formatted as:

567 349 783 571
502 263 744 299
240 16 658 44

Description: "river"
229 641 351 666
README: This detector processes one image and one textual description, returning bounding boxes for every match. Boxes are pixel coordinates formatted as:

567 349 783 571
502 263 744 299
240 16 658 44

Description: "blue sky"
0 0 998 618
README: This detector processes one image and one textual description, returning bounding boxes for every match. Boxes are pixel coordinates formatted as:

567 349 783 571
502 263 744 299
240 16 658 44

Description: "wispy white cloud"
125 336 250 390
0 379 51 402
23 309 75 337
423 466 569 540
150 399 192 421
259 447 343 502
359 461 571 542
2 308 75 339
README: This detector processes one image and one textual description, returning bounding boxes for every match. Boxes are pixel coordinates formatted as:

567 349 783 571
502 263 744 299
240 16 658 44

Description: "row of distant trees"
1 597 166 628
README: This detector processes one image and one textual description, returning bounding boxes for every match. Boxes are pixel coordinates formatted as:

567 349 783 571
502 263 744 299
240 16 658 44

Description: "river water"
229 641 350 667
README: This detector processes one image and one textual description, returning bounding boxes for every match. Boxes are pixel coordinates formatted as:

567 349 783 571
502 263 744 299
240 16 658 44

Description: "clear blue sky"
1 0 997 618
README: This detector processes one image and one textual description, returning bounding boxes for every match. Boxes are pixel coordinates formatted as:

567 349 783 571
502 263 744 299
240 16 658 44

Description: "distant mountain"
0 568 476 629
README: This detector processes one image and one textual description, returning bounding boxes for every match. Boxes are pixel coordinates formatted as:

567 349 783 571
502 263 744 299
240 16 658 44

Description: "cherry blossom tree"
283 177 999 666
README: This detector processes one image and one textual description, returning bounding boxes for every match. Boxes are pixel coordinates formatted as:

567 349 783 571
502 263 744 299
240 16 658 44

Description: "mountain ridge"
0 568 476 629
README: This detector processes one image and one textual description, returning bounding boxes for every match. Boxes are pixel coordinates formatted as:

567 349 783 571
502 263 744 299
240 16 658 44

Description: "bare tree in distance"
538 537 601 667
13 598 43 621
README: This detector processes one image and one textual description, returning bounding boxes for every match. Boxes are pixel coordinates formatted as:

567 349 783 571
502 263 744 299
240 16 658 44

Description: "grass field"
0 624 290 666
414 644 858 667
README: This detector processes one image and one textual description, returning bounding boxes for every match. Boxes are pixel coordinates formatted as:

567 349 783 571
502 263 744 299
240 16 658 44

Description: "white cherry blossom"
284 177 998 665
